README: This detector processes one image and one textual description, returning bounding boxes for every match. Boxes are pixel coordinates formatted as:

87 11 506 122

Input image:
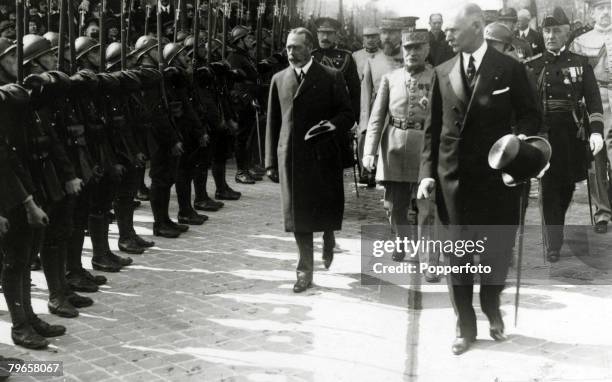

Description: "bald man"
418 3 540 355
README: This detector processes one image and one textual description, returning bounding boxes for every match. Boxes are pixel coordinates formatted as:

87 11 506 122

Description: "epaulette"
523 53 542 64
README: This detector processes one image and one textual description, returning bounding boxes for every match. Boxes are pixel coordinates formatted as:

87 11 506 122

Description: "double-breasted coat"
420 46 540 226
265 61 354 232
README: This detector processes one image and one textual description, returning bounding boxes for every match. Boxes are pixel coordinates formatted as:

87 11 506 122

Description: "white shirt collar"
461 40 487 73
547 46 566 56
291 57 313 76
519 27 530 37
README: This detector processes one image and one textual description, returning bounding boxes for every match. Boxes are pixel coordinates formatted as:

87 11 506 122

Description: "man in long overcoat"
265 27 354 293
417 4 540 355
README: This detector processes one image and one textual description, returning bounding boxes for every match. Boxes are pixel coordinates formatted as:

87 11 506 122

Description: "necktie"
466 55 476 85
298 70 305 84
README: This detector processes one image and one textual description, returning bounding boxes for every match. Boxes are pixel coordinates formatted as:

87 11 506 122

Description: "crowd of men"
0 0 609 373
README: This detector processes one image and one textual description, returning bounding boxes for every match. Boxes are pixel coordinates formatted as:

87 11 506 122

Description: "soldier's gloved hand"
65 178 84 195
517 134 527 140
171 142 184 156
362 155 376 172
590 133 604 156
417 178 436 200
0 216 9 237
266 168 279 183
199 134 210 147
135 152 147 168
24 198 49 227
110 164 126 182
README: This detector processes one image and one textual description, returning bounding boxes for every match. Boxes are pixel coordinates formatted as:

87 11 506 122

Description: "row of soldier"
0 14 282 349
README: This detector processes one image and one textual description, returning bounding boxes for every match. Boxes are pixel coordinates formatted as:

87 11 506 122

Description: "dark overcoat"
265 61 354 232
420 46 541 226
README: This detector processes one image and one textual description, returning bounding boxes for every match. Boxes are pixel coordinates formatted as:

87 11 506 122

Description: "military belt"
389 116 423 130
545 99 574 113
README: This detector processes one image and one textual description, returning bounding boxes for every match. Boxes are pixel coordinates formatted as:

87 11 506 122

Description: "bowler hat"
488 134 552 186
304 120 337 143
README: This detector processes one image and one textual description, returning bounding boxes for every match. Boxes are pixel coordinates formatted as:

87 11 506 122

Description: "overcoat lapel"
447 55 468 108
294 61 320 100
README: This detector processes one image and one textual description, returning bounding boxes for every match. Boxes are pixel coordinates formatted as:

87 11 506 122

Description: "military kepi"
315 17 341 32
402 29 430 46
542 7 570 27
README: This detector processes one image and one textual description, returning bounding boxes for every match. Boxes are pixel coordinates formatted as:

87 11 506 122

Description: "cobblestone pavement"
1 167 611 381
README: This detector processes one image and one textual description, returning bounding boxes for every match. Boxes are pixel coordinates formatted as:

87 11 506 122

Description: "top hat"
304 120 336 143
488 134 552 186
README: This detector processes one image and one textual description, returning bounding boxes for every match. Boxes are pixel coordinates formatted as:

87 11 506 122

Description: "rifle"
125 0 133 47
79 8 86 36
47 0 52 32
24 0 30 33
68 0 77 74
58 0 67 72
16 0 24 84
173 0 181 42
157 0 169 110
120 0 127 70
100 0 107 72
192 0 200 82
271 0 278 54
221 0 229 60
144 4 151 36
207 0 213 64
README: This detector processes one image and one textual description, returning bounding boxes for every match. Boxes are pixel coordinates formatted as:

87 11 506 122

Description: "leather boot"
150 185 181 238
114 201 145 254
193 168 224 211
66 289 94 308
11 325 48 349
89 214 122 272
40 245 79 318
30 316 66 337
213 163 241 200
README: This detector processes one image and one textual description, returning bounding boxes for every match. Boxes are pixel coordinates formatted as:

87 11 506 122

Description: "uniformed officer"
498 7 534 60
312 17 361 121
352 26 381 81
570 0 612 233
358 18 410 187
361 29 438 276
525 7 605 262
227 25 261 185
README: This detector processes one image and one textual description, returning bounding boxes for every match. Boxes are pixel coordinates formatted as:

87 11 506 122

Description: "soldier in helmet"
163 41 210 225
485 22 521 61
498 7 534 60
74 36 100 70
570 0 612 234
312 17 360 121
128 35 188 238
525 7 605 262
227 25 262 185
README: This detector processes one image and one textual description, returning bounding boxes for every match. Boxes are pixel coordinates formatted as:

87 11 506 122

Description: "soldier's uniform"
227 25 261 184
363 29 437 268
312 18 361 121
570 0 612 231
352 26 382 81
526 9 605 260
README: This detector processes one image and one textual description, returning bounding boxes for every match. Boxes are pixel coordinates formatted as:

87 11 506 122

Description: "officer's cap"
485 22 513 45
587 0 610 8
402 29 430 46
362 26 379 36
483 10 499 24
379 18 403 31
498 7 518 22
315 17 341 32
542 7 570 27
395 16 419 31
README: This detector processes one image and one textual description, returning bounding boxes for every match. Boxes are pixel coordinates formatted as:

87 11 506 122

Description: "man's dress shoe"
451 337 474 355
293 279 312 293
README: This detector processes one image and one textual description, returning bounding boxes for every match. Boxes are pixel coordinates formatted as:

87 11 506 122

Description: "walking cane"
538 178 549 263
352 132 360 198
514 181 528 327
252 100 263 168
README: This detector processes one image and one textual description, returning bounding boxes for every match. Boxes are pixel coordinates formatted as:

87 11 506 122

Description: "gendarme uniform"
352 26 382 81
312 17 361 121
525 8 605 257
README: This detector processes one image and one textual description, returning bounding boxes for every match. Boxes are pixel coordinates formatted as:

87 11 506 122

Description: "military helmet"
163 42 187 65
129 35 159 62
23 34 55 64
105 42 123 70
75 36 100 60
230 25 252 44
0 37 14 58
42 31 60 47
485 22 513 45
176 31 190 43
